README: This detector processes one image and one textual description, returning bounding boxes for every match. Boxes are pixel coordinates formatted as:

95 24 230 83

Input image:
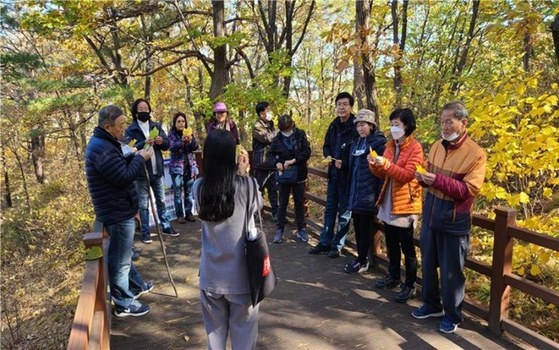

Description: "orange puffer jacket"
370 136 424 214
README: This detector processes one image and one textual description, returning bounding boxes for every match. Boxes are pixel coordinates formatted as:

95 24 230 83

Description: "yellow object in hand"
369 147 378 158
184 127 193 137
321 156 333 163
128 139 136 147
416 165 427 174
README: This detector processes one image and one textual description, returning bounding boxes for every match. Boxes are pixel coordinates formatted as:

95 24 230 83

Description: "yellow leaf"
184 127 193 136
540 251 550 264
530 264 541 276
549 304 556 310
517 267 525 276
128 139 136 147
85 246 103 260
416 164 427 174
516 84 526 96
543 188 552 198
519 192 529 204
369 147 378 158
527 77 538 88
321 156 333 163
495 187 508 199
525 97 536 104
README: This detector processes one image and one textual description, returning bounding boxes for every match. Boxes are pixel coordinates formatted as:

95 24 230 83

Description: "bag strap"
243 176 251 240
250 177 263 231
243 177 263 241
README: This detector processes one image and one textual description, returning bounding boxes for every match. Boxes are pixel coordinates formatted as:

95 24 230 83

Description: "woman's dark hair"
171 112 188 132
277 114 295 132
131 98 152 121
389 108 416 136
198 129 238 222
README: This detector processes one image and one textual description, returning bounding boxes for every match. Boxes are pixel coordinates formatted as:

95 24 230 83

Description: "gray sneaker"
273 230 284 243
296 228 309 242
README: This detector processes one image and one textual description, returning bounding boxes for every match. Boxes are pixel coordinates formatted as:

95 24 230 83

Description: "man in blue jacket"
309 92 358 258
125 98 180 244
85 105 154 317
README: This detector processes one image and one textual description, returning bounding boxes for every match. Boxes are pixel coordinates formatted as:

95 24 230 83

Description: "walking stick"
143 163 178 298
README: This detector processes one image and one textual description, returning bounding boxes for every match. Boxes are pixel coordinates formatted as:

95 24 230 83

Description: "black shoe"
132 250 140 261
133 245 143 253
375 275 401 289
327 249 340 258
162 227 180 237
395 284 417 303
308 243 330 255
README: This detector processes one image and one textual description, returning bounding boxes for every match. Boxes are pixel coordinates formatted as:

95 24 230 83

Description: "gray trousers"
420 229 470 324
200 290 259 350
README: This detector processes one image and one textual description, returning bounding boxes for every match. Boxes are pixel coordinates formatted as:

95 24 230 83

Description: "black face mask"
137 112 150 122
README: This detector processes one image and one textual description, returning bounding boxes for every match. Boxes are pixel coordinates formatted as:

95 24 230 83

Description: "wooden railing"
67 231 110 350
304 166 559 350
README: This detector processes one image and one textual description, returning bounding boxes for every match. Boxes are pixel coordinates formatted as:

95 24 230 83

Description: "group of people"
84 92 486 348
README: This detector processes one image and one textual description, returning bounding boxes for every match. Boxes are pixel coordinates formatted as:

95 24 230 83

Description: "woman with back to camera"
168 112 199 223
266 114 311 244
192 128 263 349
369 108 424 303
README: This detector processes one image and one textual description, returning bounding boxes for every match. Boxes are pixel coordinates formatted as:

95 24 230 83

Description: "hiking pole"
143 163 178 298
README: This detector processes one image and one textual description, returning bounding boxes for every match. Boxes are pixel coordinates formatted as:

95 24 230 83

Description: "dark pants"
319 178 351 251
384 223 418 287
352 213 375 264
255 169 278 216
420 228 470 324
276 181 306 231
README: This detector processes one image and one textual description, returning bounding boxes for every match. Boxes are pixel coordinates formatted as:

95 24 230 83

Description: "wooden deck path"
111 216 531 350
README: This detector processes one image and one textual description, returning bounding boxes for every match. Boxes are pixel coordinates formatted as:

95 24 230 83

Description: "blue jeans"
136 175 171 240
171 174 194 218
319 178 352 251
105 217 148 311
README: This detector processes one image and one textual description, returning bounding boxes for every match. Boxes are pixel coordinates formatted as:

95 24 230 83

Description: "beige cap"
354 109 377 126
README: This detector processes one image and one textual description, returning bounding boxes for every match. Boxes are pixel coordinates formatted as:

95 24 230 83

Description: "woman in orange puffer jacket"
369 108 424 303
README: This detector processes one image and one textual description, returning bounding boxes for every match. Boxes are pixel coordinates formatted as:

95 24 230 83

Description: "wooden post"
488 207 516 335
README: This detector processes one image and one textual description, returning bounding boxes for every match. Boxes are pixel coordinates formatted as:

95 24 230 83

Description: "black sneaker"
374 275 401 289
344 259 369 274
308 243 330 255
162 227 180 237
131 249 140 261
327 249 340 258
395 284 417 303
114 300 150 317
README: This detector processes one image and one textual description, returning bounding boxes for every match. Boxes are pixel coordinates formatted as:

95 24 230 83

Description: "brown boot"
186 214 196 222
177 217 186 224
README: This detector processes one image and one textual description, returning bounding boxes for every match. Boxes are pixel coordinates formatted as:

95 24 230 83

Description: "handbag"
243 177 277 306
275 165 298 184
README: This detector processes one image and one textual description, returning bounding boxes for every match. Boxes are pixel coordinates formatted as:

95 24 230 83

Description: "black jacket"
323 114 358 184
347 131 387 214
125 120 169 178
266 128 311 182
85 127 146 224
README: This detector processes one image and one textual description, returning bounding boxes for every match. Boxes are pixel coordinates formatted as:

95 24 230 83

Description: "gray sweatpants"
200 290 259 350
420 229 470 324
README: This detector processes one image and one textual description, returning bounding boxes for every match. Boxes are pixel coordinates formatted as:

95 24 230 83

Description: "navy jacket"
266 128 311 182
85 127 146 225
347 130 387 215
125 120 170 178
323 114 358 184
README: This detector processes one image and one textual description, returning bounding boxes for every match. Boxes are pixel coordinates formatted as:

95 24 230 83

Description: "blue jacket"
347 130 387 215
125 120 170 178
266 128 311 182
85 127 146 225
323 114 359 184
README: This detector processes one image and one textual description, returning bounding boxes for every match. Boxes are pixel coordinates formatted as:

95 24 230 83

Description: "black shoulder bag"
243 177 277 306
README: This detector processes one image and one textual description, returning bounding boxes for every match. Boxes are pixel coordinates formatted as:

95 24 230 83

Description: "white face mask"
265 111 273 121
390 126 405 140
281 130 293 137
442 131 460 142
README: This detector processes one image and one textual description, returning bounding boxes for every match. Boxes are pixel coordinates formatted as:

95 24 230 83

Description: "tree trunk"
356 0 379 123
552 14 559 65
450 0 480 93
353 61 365 109
2 147 12 208
523 32 531 71
391 0 408 105
209 0 229 100
30 129 45 184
